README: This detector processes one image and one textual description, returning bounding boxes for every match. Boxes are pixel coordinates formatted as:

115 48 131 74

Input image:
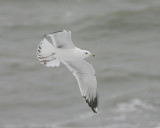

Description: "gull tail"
37 38 60 67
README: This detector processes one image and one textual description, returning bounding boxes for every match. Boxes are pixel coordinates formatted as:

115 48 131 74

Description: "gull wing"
62 60 98 113
45 30 75 48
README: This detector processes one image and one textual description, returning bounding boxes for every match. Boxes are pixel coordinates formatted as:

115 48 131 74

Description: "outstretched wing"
45 30 75 48
62 60 98 113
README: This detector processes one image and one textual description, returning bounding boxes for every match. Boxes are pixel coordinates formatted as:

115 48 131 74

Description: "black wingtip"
83 95 98 113
50 30 63 34
43 30 64 37
91 107 98 113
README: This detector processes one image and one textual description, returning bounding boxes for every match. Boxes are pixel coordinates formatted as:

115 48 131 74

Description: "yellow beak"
91 54 95 57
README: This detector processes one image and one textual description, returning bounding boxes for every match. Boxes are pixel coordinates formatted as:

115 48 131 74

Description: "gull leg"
41 58 55 63
38 53 55 59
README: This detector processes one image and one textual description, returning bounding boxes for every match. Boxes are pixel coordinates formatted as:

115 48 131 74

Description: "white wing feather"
62 60 98 113
46 30 75 48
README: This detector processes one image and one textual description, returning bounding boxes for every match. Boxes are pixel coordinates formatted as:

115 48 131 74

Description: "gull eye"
85 52 88 54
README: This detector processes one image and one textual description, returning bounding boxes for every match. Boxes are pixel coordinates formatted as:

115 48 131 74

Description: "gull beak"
91 54 95 57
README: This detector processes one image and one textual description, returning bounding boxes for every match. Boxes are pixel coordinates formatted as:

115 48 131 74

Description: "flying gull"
37 30 98 113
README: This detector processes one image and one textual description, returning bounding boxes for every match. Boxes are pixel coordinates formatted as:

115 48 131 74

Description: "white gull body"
37 30 98 113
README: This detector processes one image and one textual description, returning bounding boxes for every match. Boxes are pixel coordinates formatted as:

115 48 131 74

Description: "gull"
37 30 98 113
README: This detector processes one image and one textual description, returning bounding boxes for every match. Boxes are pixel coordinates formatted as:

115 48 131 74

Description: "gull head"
82 50 95 59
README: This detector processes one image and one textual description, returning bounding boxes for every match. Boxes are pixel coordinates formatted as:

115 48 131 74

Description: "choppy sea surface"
0 0 160 128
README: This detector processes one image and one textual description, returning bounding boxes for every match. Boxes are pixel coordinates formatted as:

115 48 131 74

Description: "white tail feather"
37 38 60 67
37 38 55 57
46 59 60 67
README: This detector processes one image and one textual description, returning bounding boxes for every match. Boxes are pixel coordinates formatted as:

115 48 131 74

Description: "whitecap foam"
113 99 155 113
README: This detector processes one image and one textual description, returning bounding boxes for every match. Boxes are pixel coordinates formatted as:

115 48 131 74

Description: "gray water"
0 0 160 128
